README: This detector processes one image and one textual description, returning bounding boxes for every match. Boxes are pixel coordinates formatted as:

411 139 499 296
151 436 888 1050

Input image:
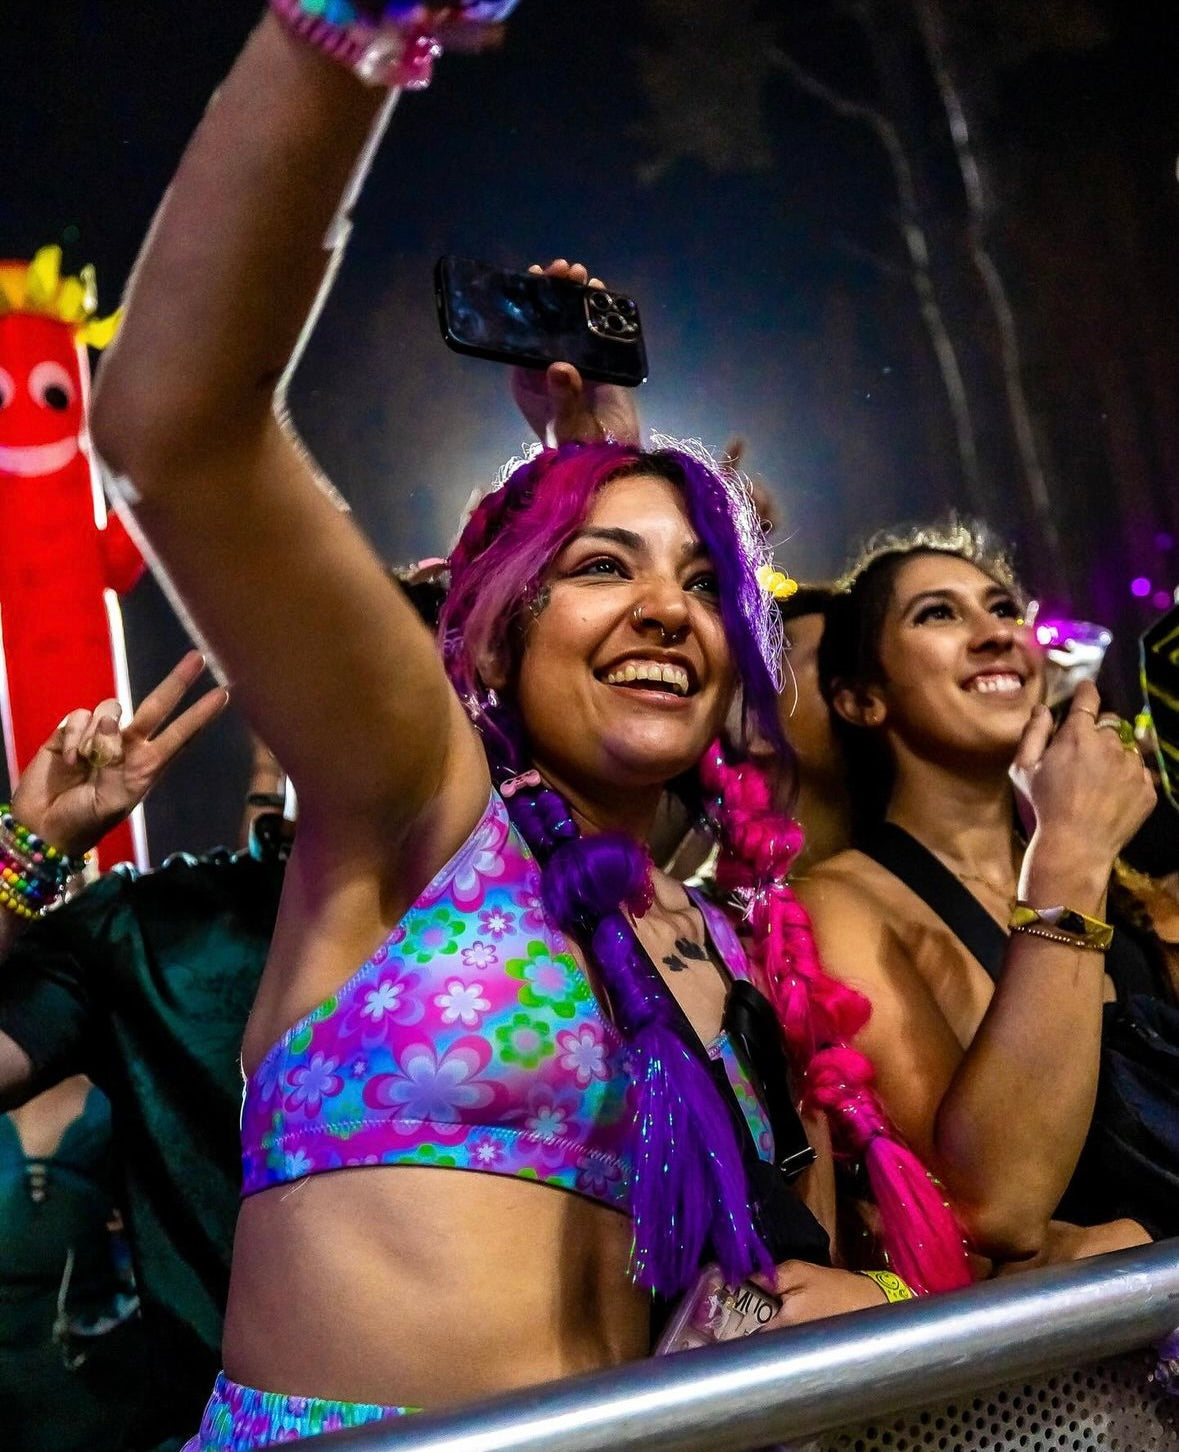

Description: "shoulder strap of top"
859 822 1007 982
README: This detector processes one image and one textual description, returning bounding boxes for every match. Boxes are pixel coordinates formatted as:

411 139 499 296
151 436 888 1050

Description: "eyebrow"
568 526 709 561
902 583 1014 618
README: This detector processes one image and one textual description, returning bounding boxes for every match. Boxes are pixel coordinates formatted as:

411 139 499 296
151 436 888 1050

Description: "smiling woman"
795 522 1164 1271
84 11 970 1444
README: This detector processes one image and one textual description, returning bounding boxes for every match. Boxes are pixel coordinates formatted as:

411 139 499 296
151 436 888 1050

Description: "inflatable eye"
0 367 13 410
29 360 76 412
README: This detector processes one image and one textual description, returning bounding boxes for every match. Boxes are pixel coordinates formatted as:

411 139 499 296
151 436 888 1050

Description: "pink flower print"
449 809 510 909
469 1134 504 1168
526 1100 569 1143
512 879 548 933
576 1154 625 1201
477 906 516 940
283 1147 315 1179
252 1049 286 1103
434 978 491 1028
364 1037 497 1130
403 906 465 964
556 1024 609 1087
287 1052 343 1115
505 941 587 1019
518 1083 580 1166
341 966 423 1042
362 978 406 1022
461 939 499 972
494 1011 553 1069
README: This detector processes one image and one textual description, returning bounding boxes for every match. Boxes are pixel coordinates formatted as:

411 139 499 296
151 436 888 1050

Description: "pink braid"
699 742 973 1296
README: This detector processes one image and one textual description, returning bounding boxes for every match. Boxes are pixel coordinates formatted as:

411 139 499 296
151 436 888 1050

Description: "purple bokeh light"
1131 576 1152 597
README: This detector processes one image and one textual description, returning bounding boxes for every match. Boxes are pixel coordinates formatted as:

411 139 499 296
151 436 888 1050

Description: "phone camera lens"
615 297 637 317
604 313 627 334
588 291 611 313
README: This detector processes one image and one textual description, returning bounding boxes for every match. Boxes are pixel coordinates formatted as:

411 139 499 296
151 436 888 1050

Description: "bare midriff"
222 1163 648 1409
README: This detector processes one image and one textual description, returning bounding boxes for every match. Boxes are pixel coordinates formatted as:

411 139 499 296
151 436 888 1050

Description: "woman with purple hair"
89 7 966 1445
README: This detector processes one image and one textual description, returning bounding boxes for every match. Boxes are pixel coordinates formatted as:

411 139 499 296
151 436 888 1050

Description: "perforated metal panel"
788 1349 1179 1451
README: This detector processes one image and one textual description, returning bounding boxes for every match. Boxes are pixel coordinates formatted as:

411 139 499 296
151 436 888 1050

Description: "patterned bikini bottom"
182 1371 417 1450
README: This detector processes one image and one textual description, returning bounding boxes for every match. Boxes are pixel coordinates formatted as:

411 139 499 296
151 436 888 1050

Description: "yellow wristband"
1009 903 1113 952
859 1269 915 1303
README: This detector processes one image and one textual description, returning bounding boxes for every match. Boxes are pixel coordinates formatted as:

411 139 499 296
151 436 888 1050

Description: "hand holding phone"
655 1266 783 1355
435 256 648 387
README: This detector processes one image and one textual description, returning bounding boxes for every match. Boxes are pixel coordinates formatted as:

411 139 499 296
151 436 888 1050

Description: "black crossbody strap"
859 822 1007 981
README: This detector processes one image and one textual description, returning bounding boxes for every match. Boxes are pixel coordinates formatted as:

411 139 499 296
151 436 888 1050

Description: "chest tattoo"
662 937 710 973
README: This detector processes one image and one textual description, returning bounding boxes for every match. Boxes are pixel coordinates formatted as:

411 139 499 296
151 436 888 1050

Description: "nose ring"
633 603 671 645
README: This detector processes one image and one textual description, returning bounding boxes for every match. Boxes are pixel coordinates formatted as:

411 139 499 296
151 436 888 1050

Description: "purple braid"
440 441 788 1294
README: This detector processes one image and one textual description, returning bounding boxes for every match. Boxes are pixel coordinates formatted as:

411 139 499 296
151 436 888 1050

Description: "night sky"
3 1 1176 859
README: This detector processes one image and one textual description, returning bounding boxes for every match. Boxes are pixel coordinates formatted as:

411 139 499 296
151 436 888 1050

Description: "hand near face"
1011 679 1156 872
509 260 643 447
13 651 228 859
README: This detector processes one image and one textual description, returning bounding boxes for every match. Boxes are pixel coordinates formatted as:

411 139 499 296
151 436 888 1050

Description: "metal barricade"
291 1241 1179 1452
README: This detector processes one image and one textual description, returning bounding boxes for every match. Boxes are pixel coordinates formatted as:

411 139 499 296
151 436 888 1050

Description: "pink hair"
699 743 973 1296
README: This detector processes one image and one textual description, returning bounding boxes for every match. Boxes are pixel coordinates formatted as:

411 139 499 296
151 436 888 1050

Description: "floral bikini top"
241 791 773 1213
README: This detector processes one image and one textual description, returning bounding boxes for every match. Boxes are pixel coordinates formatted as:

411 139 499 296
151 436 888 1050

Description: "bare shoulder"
796 849 907 924
794 848 931 998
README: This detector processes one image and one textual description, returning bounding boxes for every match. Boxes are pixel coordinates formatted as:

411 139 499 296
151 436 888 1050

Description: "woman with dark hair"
798 522 1164 1270
82 9 967 1447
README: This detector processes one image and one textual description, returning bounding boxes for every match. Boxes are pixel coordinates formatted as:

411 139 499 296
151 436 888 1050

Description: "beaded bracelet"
859 1269 915 1303
0 806 88 921
268 1 520 90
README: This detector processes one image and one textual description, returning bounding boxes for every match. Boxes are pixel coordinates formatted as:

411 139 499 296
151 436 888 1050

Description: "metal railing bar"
300 1240 1179 1452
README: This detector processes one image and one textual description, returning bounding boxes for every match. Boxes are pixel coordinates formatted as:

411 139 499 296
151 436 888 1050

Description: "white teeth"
604 661 690 695
968 674 1021 694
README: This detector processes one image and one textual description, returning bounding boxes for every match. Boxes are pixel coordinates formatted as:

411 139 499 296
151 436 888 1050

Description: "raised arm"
90 15 490 849
799 687 1156 1259
0 654 226 1104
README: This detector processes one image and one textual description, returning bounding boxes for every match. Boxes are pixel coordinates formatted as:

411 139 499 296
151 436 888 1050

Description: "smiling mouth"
0 437 80 478
964 672 1024 695
601 661 692 697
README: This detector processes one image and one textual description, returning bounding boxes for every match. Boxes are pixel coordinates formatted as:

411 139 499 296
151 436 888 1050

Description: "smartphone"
434 256 648 387
654 1265 783 1355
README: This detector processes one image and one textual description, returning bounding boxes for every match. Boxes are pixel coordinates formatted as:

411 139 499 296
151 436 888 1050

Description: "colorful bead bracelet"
0 806 88 921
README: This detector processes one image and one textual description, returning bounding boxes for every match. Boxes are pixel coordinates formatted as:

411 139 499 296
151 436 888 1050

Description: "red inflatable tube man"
0 246 147 869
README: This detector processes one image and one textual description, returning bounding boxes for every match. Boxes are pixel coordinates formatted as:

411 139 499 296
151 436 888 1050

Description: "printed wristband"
1008 903 1114 953
859 1269 915 1304
268 1 519 90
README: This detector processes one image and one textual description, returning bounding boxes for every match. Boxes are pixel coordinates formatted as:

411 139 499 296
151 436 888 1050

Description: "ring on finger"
1095 716 1138 751
1074 706 1098 720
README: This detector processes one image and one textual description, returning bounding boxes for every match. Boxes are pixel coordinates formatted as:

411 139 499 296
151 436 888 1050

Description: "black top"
860 822 1179 1239
0 834 286 1450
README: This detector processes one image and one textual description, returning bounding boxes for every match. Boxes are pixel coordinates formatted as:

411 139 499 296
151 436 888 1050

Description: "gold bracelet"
1009 903 1113 952
858 1269 914 1303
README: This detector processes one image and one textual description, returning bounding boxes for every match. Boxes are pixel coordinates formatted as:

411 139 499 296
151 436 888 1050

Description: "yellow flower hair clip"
756 563 799 601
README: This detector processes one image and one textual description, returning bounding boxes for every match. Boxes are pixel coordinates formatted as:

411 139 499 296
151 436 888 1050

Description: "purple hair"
440 441 787 1294
442 441 785 764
